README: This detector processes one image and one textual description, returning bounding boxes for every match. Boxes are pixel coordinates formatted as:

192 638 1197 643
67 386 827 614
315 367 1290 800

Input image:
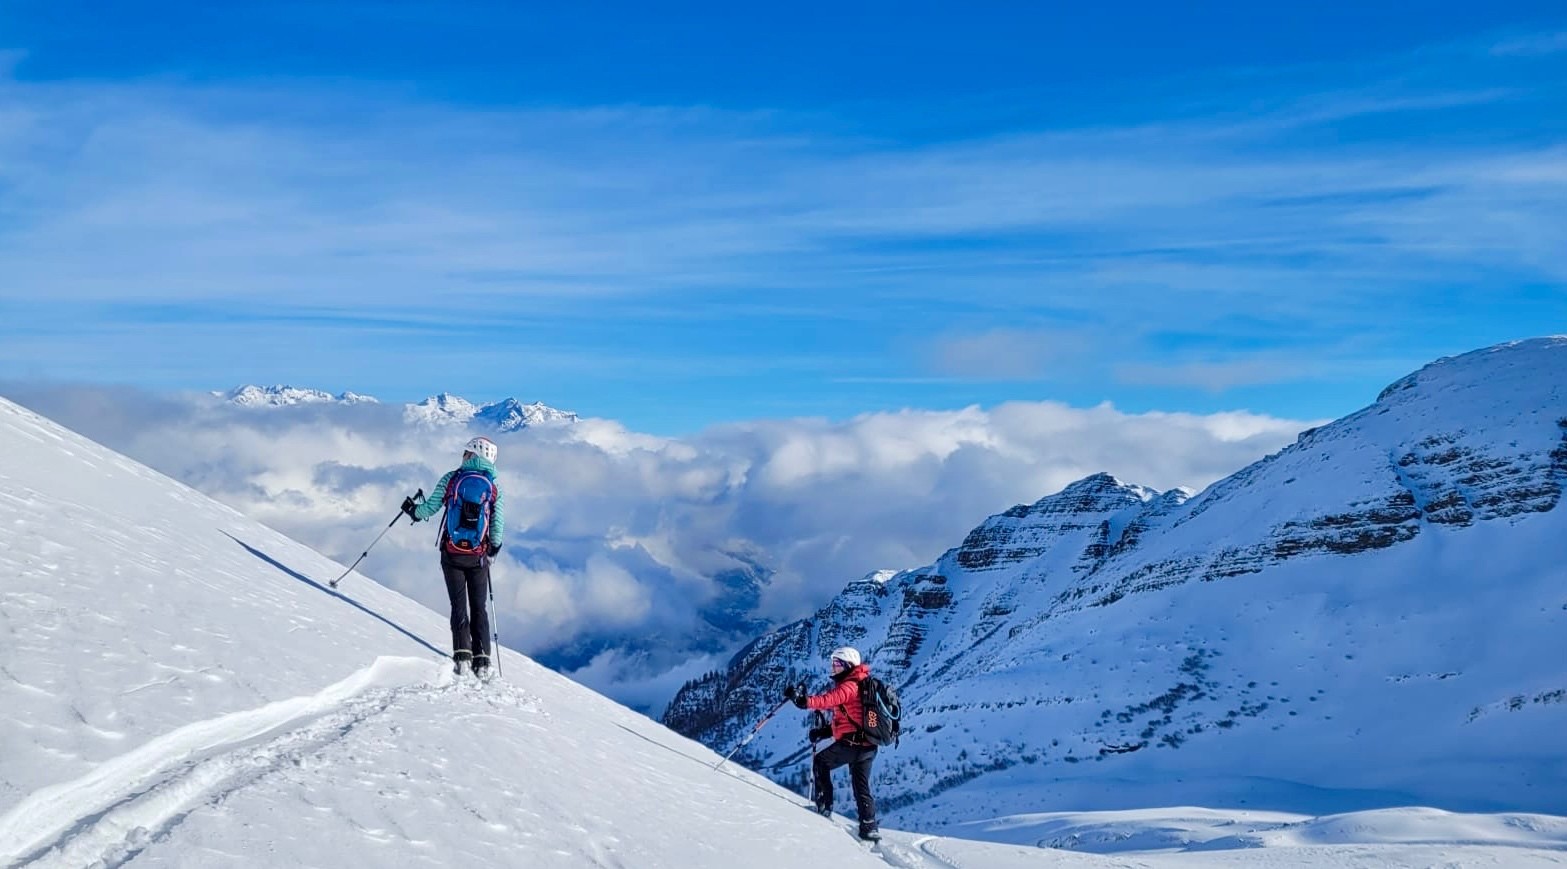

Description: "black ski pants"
442 558 491 660
813 738 877 826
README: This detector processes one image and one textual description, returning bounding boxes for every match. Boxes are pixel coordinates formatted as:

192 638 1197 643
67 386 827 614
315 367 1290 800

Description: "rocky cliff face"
662 337 1567 826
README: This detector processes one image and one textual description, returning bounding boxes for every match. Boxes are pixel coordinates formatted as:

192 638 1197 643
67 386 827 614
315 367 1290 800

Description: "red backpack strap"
435 470 462 551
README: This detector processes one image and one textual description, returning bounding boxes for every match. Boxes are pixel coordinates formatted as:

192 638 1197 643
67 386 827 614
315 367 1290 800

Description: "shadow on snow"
224 533 447 660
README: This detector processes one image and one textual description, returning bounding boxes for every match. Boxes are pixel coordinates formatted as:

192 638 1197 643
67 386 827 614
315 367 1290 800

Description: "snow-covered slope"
666 338 1567 828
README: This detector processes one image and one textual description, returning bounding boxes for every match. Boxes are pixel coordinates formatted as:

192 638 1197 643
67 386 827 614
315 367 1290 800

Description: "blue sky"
1 2 1565 433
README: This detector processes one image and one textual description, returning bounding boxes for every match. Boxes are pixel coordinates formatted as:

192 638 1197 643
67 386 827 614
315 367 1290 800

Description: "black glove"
784 682 808 708
401 496 419 519
487 541 503 557
809 725 833 742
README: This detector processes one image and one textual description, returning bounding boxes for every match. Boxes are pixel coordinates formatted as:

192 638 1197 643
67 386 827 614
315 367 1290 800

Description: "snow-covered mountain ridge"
219 384 379 406
6 357 1567 867
664 337 1567 830
403 393 580 430
219 384 578 429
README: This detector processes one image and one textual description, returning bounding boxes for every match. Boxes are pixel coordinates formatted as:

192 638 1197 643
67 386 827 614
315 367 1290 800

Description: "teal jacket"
412 454 505 546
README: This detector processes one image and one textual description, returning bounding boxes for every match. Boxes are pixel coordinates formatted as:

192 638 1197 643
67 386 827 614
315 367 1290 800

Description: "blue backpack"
441 470 497 556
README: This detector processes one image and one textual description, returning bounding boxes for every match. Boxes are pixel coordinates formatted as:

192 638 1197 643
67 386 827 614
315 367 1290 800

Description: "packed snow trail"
0 657 434 867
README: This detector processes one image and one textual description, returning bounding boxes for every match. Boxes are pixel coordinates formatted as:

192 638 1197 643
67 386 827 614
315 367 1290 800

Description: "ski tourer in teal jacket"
404 437 506 676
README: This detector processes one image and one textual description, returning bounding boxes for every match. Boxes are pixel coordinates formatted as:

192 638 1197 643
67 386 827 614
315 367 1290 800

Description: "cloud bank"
1 384 1312 711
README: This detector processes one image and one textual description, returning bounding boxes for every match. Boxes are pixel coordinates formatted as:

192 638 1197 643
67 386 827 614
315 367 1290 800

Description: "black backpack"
845 676 902 747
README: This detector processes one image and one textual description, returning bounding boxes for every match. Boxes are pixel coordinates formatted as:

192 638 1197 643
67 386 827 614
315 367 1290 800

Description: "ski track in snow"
873 837 949 869
909 836 971 869
0 656 437 868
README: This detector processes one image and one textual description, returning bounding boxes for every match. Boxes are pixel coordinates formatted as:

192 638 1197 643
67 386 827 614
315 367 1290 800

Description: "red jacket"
805 664 873 743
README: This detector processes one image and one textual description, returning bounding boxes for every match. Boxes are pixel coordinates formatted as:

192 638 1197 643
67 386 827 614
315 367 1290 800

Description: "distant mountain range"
663 337 1567 828
219 385 380 407
218 385 579 430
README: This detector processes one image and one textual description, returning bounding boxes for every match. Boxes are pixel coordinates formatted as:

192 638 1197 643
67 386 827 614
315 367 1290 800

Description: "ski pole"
488 563 501 678
809 710 826 808
715 696 793 771
330 488 422 589
808 730 819 807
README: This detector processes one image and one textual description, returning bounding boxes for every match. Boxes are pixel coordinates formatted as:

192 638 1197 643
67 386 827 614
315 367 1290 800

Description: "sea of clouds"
3 384 1310 713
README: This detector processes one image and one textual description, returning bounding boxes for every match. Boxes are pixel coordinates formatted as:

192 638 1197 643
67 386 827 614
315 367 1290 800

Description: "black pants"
813 739 877 827
442 559 491 660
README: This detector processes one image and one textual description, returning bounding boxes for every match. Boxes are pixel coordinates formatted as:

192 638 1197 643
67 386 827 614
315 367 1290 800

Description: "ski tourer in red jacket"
783 646 881 841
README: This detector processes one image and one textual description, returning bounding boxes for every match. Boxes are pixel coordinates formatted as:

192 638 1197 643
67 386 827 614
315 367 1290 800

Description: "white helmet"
464 436 498 464
830 646 861 668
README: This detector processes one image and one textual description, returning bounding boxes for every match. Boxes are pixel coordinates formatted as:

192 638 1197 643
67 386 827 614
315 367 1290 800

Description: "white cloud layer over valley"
2 383 1313 710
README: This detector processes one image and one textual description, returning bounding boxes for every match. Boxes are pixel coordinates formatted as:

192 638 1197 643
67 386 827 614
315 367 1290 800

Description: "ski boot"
453 650 473 677
473 654 493 682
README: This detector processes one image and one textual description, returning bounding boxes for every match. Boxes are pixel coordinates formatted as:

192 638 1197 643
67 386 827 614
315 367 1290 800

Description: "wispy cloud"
927 327 1094 380
1490 31 1567 57
0 27 1563 412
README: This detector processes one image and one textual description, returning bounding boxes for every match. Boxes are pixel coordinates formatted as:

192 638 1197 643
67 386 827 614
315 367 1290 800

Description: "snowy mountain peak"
834 568 901 594
1375 335 1567 404
1039 472 1159 506
404 392 480 425
405 393 578 431
954 473 1162 573
858 569 899 585
221 384 380 406
474 397 581 430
